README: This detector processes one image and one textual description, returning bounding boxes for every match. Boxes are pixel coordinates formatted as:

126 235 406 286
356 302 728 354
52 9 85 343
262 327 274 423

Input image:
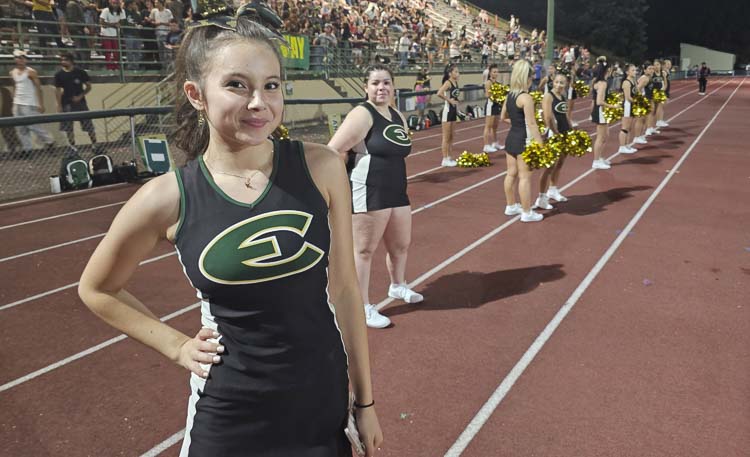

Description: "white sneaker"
618 146 636 154
492 142 504 149
504 203 522 216
634 136 648 144
533 194 554 210
572 121 579 127
626 146 638 153
441 157 457 167
603 158 612 165
592 159 611 170
388 284 424 304
645 128 655 136
546 187 567 202
656 120 668 127
364 304 391 328
521 210 543 222
483 144 498 153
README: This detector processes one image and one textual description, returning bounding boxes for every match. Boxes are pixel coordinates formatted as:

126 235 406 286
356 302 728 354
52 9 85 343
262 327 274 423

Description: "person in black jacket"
697 62 710 95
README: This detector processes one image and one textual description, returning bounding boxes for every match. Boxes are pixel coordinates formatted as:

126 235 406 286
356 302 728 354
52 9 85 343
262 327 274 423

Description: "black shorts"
60 101 95 133
442 105 457 123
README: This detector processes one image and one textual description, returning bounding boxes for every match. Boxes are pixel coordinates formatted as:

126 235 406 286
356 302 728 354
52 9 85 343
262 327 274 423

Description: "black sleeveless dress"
174 139 351 457
591 83 609 124
550 92 570 134
442 80 459 122
505 92 530 157
347 102 412 213
622 78 637 118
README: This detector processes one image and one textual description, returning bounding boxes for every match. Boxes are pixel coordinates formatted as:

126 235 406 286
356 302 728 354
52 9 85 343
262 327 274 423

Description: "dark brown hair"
172 18 284 161
362 64 394 101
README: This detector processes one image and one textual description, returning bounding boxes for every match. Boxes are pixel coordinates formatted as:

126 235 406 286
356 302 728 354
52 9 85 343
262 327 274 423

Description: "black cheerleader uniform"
549 92 571 136
622 78 637 118
505 92 531 157
174 139 351 457
442 80 460 122
543 77 554 95
485 81 502 116
347 102 412 213
567 74 578 100
643 76 655 100
591 82 609 124
664 70 671 98
652 73 664 92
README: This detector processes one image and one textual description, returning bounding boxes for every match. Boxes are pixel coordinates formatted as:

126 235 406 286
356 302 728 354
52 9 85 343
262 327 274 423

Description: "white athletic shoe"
656 120 669 128
626 146 638 153
546 187 568 202
592 159 611 170
483 144 498 153
388 284 424 304
634 136 648 144
645 127 655 136
441 157 457 167
618 145 636 154
533 194 554 210
699 92 705 96
572 121 579 127
364 304 391 328
492 142 504 150
504 203 523 216
520 210 543 222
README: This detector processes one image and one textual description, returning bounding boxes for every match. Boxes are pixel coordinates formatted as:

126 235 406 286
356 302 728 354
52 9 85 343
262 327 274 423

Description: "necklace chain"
206 162 264 189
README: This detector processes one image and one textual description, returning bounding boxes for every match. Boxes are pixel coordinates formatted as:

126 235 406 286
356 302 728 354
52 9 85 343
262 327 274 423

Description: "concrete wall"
680 43 736 71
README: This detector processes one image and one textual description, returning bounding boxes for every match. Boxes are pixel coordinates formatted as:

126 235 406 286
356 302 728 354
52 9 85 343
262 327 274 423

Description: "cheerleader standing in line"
500 59 545 222
539 64 556 94
633 61 653 145
656 59 671 128
590 58 617 170
483 64 503 152
617 63 638 154
566 61 580 128
646 60 663 136
535 72 571 210
436 63 460 167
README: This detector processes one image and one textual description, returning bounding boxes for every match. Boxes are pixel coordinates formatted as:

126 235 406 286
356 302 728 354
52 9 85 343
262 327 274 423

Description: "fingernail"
212 355 221 363
217 345 224 353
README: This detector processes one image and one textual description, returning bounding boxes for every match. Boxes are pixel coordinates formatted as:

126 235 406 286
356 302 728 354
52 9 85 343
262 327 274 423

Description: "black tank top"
448 80 460 101
592 82 608 116
622 78 638 99
174 140 347 399
652 74 664 90
505 92 529 154
347 102 411 187
544 77 554 94
551 92 570 133
644 76 655 98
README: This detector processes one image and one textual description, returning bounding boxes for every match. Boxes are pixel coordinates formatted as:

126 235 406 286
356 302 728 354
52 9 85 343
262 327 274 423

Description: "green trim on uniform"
174 168 186 241
197 142 279 208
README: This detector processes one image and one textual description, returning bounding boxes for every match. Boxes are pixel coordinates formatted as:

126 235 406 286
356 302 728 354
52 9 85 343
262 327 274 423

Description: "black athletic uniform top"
652 73 664 91
663 70 671 97
551 92 571 134
591 83 609 124
347 102 412 213
505 92 530 157
644 76 655 99
174 139 350 456
442 80 460 122
622 77 638 100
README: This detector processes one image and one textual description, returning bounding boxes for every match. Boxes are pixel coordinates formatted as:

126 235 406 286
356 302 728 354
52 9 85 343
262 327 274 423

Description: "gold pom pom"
564 130 593 157
272 124 290 140
529 91 544 105
632 94 651 117
535 107 547 136
652 89 667 104
457 150 492 168
603 92 624 123
489 83 509 104
573 80 590 97
522 141 560 169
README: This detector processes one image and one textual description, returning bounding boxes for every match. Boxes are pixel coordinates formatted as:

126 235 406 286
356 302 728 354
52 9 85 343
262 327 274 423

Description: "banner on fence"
280 34 310 70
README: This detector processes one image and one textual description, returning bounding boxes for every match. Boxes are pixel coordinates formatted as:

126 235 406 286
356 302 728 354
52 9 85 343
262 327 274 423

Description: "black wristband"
354 400 375 409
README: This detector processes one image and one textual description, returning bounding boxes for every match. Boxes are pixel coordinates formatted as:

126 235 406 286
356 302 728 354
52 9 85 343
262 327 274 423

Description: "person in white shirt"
99 0 127 70
9 50 54 156
149 0 174 67
397 32 411 69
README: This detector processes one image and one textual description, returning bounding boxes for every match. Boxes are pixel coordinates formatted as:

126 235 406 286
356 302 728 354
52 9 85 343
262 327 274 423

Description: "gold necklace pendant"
244 176 253 189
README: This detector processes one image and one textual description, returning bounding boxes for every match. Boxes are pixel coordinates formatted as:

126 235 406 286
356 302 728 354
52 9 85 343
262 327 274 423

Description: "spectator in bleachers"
140 0 159 69
149 0 172 68
65 0 90 64
313 22 337 48
32 0 65 53
54 52 97 147
10 50 54 154
122 0 142 70
7 0 32 50
163 17 181 54
165 0 181 26
397 31 410 69
99 0 125 70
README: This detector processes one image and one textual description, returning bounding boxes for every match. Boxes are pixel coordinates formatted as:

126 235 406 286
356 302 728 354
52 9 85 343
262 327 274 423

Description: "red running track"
0 78 748 457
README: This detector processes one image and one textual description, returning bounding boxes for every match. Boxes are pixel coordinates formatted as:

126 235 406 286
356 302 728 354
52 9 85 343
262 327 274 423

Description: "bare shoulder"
301 142 348 204
128 171 181 227
302 142 342 170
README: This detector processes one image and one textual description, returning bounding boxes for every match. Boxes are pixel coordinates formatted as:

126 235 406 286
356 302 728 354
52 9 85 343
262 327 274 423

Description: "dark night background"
471 0 750 66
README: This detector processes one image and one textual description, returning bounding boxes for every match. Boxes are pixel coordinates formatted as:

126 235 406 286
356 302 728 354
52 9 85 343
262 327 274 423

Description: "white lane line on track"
0 301 203 393
0 251 177 312
0 183 130 209
372 79 724 313
442 78 744 457
0 233 106 264
0 79 716 397
0 81 708 313
0 201 126 231
140 430 186 457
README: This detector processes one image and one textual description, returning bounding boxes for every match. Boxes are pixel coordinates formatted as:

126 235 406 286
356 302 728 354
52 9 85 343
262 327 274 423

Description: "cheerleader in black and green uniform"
483 64 503 152
633 61 654 145
590 57 617 170
646 59 663 136
535 71 571 209
566 61 580 127
656 59 672 128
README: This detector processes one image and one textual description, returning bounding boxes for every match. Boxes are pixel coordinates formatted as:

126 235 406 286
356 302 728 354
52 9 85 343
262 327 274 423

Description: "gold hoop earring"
198 111 205 128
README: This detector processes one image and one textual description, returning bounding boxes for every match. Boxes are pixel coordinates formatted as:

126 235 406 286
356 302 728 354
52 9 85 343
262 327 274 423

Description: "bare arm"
484 79 492 98
637 75 649 91
78 174 221 378
55 87 63 111
520 93 544 143
622 80 633 103
303 143 384 456
499 96 510 124
327 105 373 161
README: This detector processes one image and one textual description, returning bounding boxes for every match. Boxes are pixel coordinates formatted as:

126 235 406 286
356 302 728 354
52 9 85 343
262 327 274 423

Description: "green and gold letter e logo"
383 124 411 147
199 210 324 284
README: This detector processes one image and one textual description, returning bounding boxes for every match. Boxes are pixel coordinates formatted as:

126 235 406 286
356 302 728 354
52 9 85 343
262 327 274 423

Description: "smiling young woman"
78 7 383 456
